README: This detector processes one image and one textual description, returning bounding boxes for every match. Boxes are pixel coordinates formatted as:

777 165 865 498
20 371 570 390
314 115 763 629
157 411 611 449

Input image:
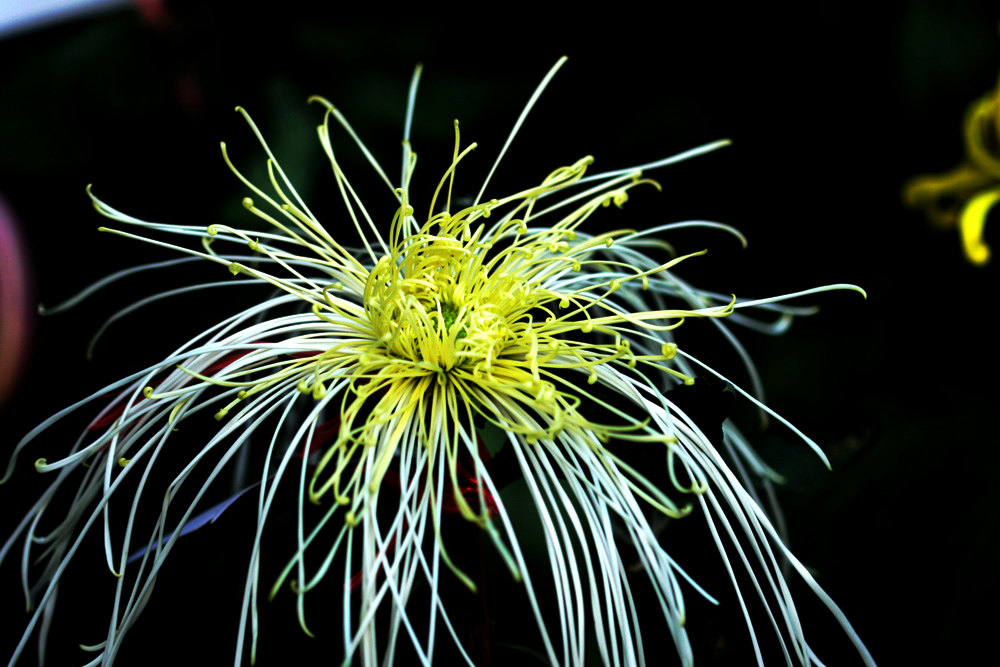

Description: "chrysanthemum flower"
2 59 874 666
903 68 1000 264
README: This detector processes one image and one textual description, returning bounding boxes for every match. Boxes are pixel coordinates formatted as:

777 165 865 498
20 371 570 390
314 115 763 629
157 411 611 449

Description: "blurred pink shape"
0 194 33 408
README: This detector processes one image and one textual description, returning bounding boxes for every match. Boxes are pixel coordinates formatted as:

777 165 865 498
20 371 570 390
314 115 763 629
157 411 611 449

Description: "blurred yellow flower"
904 72 1000 264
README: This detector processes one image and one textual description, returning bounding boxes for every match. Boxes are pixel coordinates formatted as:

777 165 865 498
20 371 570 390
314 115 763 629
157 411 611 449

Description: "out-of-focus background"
1 2 997 665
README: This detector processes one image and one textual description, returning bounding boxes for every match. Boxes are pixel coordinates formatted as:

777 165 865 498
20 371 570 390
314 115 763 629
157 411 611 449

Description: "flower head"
2 59 873 666
903 67 1000 264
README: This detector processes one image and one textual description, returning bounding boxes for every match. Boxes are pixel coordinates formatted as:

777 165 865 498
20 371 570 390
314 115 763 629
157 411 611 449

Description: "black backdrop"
1 2 997 665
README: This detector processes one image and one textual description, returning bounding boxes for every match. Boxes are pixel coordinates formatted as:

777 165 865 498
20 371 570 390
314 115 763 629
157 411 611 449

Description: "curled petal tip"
308 95 334 110
959 188 998 265
823 284 867 300
968 246 991 264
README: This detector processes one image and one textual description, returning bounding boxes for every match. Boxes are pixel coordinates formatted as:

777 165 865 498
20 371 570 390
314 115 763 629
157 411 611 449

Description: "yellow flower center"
366 231 516 373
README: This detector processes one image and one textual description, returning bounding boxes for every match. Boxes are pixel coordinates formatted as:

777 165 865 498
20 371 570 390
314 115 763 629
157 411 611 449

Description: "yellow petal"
959 187 999 264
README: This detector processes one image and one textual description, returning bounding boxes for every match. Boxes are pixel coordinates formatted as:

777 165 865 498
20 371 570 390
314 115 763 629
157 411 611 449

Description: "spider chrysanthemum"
903 67 1000 265
2 59 874 666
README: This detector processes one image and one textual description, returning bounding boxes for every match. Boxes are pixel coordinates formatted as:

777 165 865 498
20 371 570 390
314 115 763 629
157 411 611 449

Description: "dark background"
1 2 998 665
